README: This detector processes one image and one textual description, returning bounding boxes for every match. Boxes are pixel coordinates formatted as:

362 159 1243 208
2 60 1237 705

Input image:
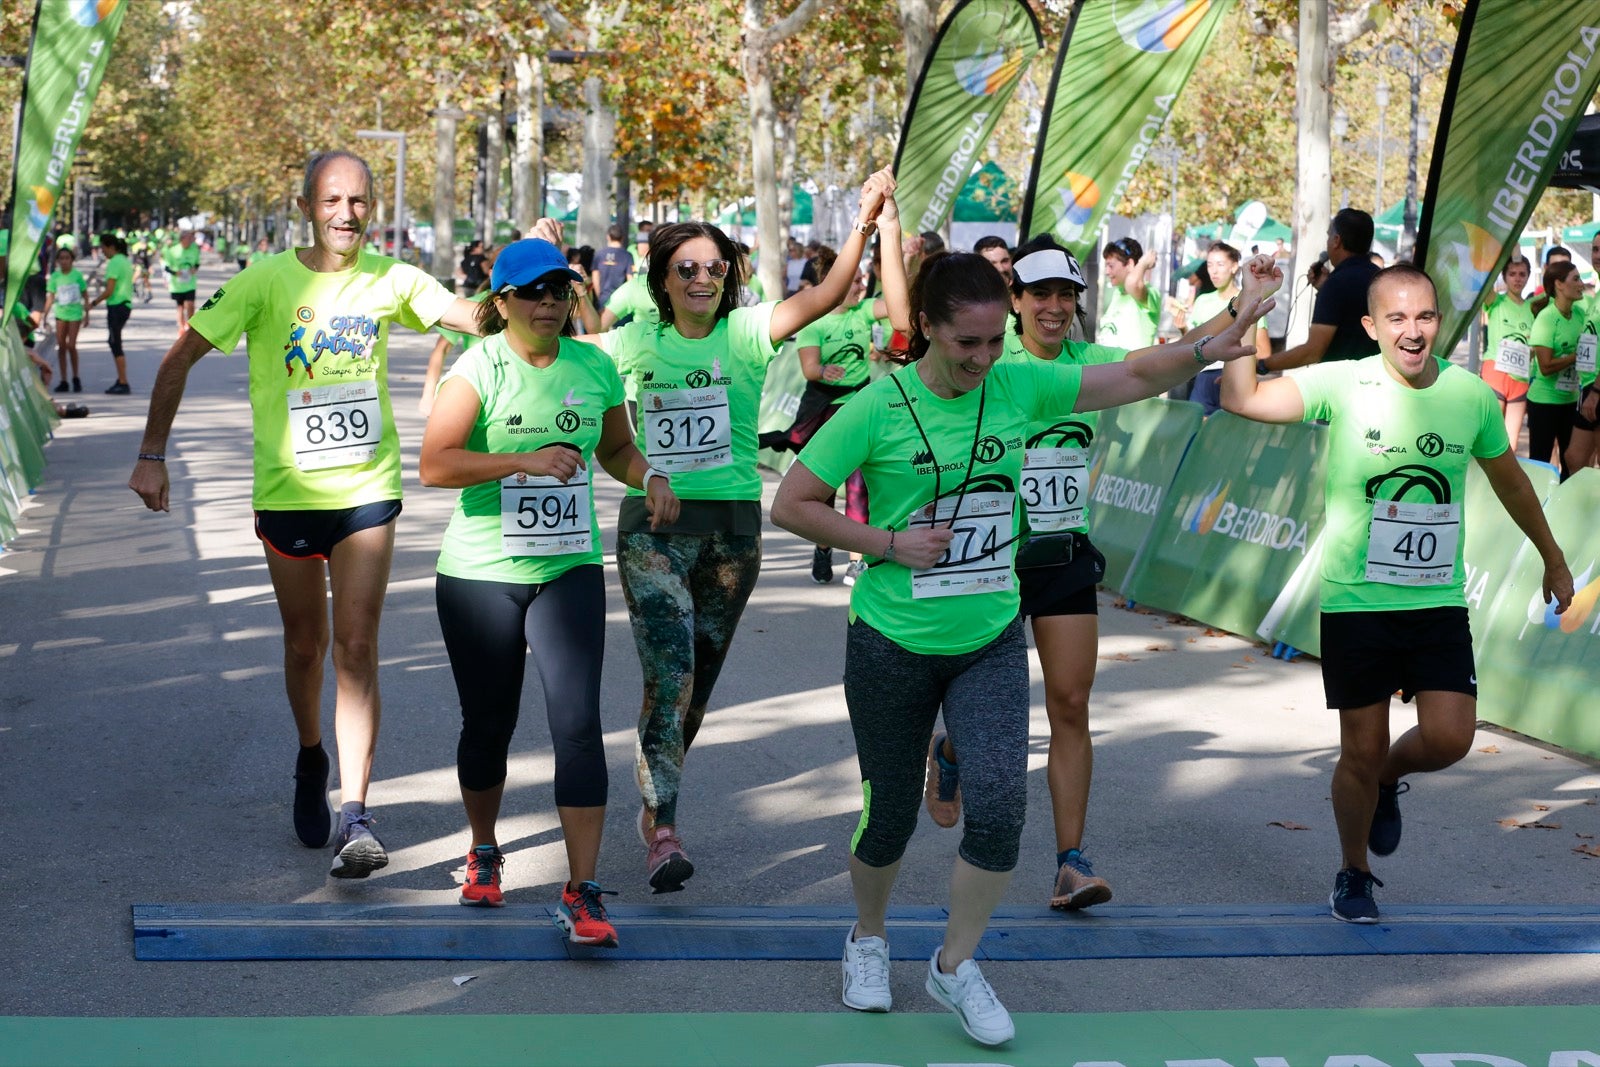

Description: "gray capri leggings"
843 615 1030 872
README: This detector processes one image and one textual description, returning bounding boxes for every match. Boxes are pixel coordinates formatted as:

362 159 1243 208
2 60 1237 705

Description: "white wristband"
643 466 669 489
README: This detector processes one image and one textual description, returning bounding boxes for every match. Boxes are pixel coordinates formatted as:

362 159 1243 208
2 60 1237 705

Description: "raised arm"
867 194 912 333
1077 293 1274 411
769 168 893 343
1124 246 1157 305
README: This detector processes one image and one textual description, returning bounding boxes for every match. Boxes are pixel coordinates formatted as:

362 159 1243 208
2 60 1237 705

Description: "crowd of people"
7 146 1556 1049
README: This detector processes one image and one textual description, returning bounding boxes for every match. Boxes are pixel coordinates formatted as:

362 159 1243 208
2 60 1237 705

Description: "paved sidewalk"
1 261 1596 1040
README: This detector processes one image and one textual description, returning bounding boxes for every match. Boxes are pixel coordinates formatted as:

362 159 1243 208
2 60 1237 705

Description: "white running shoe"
841 927 892 1012
924 947 1013 1046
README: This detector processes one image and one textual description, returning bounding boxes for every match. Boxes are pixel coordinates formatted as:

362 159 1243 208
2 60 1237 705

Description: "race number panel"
1021 446 1087 532
1365 500 1459 586
500 470 592 556
1557 363 1581 392
286 382 383 472
1578 333 1597 376
1495 339 1530 380
643 386 732 473
908 490 1017 599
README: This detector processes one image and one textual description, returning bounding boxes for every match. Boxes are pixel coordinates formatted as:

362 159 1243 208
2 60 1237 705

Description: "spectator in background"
799 239 825 291
1098 236 1159 348
566 244 595 281
1262 208 1380 372
973 235 1013 285
592 223 633 309
1531 245 1572 317
784 237 807 296
460 239 487 294
1189 242 1269 415
1480 253 1534 451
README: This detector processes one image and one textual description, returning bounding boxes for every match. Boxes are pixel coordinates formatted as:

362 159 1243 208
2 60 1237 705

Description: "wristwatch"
1226 296 1239 319
1192 335 1214 364
853 219 877 238
643 466 669 489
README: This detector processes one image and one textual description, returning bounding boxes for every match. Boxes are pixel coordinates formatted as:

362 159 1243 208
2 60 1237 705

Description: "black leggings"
435 565 608 806
106 304 131 359
843 616 1030 873
1527 399 1574 476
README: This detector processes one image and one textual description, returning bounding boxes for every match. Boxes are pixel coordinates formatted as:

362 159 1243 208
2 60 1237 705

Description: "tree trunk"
746 51 784 301
615 170 631 236
510 51 539 233
1287 0 1332 347
433 99 462 282
483 92 505 244
578 73 616 249
778 113 798 248
897 0 937 88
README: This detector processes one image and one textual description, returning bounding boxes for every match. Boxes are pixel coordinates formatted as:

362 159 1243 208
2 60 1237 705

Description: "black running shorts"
255 499 402 560
1319 606 1476 709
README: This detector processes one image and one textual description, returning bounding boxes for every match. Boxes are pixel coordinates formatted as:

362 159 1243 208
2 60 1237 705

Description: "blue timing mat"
131 903 1600 962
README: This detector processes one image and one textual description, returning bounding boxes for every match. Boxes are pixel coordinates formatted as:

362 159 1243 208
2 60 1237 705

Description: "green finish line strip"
3 1007 1598 1067
131 903 1600 962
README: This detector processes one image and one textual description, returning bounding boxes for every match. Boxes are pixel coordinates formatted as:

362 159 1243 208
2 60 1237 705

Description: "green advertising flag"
4 0 128 314
892 0 1042 238
1415 0 1600 355
1019 0 1231 257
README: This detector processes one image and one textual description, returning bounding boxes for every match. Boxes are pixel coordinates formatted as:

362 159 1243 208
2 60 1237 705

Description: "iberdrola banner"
893 0 1041 238
1414 0 1600 356
4 0 127 313
1019 0 1231 257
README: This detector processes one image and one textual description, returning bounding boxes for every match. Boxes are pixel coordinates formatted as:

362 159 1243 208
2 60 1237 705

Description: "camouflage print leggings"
618 530 762 827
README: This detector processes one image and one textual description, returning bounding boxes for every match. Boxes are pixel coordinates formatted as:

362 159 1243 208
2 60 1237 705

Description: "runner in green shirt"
1098 235 1159 348
1527 258 1584 477
419 237 678 942
1478 253 1533 452
1222 261 1573 924
129 150 487 879
43 248 86 393
772 250 1271 1046
162 229 202 335
86 233 136 394
1562 245 1600 477
573 167 896 896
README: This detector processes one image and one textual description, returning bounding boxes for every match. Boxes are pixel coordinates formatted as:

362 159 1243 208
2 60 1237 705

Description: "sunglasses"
671 259 730 282
501 279 574 302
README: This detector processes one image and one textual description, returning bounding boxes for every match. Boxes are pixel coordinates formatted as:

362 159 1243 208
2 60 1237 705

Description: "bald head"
1366 263 1436 317
302 151 373 202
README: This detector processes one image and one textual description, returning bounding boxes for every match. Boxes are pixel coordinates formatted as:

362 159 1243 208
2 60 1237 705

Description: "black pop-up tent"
1547 113 1600 195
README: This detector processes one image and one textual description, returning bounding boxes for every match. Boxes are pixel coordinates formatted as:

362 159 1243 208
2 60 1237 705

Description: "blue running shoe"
1368 781 1410 856
1329 866 1383 923
925 733 960 828
329 809 388 879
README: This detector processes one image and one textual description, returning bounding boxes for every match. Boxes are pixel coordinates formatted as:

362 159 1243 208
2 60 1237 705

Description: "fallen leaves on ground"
1145 644 1170 652
1498 818 1562 830
1478 745 1500 754
1099 652 1136 662
1203 627 1225 637
1576 832 1595 840
1268 820 1311 831
1574 843 1600 858
1534 804 1551 811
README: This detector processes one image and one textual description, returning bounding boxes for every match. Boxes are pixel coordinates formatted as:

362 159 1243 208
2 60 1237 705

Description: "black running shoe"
104 381 130 395
1329 866 1383 924
1368 780 1409 856
812 546 834 584
293 745 332 848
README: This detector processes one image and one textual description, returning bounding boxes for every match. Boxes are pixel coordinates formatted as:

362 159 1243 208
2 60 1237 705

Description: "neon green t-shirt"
1527 302 1582 403
247 248 272 268
1293 355 1509 613
164 243 201 295
1002 332 1125 536
1577 292 1600 390
188 249 457 510
47 269 86 321
102 254 133 307
1098 282 1159 348
796 299 875 399
602 301 779 501
1483 293 1534 377
603 274 654 319
434 333 625 585
798 359 1083 655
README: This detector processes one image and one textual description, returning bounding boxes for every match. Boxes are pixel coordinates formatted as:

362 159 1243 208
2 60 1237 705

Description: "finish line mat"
131 902 1600 962
4 1007 1598 1067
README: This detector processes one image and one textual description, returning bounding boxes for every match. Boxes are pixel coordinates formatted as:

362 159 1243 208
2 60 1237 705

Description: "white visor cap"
1013 248 1086 288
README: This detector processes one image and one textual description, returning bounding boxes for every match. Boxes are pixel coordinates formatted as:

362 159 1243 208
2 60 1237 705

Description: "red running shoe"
557 880 619 947
459 845 505 907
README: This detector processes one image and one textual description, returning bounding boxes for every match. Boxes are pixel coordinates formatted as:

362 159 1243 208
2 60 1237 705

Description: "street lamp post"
356 129 406 259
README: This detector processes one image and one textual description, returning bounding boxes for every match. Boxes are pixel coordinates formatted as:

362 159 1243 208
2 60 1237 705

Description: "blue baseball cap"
490 238 584 292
